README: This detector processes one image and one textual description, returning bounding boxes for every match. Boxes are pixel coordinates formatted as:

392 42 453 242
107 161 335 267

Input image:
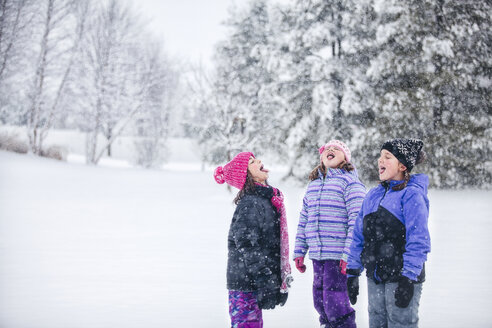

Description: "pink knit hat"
214 152 255 189
319 140 351 163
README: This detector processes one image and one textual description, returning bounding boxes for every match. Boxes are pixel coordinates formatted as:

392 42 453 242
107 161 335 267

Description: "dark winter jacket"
227 185 281 293
347 174 431 283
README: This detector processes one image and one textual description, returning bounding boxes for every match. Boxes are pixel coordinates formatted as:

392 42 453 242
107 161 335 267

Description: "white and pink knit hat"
214 152 254 189
319 140 351 163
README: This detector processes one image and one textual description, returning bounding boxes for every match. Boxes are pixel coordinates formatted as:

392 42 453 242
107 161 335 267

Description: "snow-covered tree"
70 0 145 164
425 0 492 188
23 0 82 154
0 0 34 125
340 0 379 179
195 0 490 188
0 0 180 167
352 0 492 187
133 42 179 168
265 0 358 180
192 0 278 164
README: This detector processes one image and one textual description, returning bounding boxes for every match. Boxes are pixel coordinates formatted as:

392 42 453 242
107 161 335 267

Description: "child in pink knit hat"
293 140 366 328
215 152 292 328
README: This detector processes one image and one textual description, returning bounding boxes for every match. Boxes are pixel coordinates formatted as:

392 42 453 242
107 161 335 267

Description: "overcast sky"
137 0 290 68
137 0 236 68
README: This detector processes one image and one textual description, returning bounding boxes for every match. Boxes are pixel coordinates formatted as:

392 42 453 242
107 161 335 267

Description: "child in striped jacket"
294 140 366 328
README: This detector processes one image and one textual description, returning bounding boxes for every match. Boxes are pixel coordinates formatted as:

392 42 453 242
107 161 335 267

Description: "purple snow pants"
228 290 263 328
313 259 356 328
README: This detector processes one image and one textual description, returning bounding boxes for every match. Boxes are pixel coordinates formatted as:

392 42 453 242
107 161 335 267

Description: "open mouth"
260 164 269 173
326 153 335 160
379 166 386 175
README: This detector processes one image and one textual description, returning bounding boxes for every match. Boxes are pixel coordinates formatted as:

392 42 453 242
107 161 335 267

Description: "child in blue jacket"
347 138 431 328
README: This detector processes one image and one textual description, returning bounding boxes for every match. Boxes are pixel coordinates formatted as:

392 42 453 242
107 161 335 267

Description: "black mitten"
277 291 288 306
257 287 278 309
395 276 414 308
347 276 359 305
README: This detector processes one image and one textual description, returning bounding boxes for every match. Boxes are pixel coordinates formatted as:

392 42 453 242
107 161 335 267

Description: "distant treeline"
0 0 179 167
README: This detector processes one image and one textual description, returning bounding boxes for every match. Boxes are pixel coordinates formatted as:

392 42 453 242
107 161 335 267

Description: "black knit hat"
381 138 424 172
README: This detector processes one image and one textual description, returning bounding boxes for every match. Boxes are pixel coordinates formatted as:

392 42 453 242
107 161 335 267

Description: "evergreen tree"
196 0 491 189
194 0 276 164
353 0 491 187
425 0 492 187
341 0 379 179
267 0 357 180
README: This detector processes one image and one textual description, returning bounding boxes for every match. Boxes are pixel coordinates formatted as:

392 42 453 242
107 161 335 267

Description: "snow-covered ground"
0 148 491 327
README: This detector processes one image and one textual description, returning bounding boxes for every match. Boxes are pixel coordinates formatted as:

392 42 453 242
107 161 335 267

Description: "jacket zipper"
316 174 326 244
378 183 390 207
374 183 389 283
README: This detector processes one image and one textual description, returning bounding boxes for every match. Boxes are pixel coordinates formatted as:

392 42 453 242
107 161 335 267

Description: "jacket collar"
246 184 274 199
381 174 429 192
318 167 345 179
381 179 405 189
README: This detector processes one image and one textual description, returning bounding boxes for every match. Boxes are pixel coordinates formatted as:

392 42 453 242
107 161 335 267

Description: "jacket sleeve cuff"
401 268 418 282
346 268 361 277
293 249 307 258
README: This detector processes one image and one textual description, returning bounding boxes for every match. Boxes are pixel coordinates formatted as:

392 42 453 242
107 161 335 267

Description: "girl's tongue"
260 165 269 173
379 167 386 175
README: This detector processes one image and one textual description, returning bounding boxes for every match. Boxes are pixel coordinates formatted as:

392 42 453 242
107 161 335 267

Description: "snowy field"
1 146 492 327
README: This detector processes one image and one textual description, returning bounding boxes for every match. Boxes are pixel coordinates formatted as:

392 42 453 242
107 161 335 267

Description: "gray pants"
367 278 422 328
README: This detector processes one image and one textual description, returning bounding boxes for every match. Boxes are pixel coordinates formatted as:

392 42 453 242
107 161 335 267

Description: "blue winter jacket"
347 174 431 282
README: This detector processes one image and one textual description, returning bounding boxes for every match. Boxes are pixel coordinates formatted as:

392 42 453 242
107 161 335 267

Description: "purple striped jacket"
294 168 366 261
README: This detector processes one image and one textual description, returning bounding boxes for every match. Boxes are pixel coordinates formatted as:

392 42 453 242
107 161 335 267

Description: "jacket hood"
348 167 360 179
408 174 429 195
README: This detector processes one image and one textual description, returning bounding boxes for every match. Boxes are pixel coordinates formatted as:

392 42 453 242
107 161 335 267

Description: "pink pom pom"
318 146 325 155
214 166 225 184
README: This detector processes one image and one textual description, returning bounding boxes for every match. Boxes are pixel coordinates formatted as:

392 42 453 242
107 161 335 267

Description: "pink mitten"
295 257 306 273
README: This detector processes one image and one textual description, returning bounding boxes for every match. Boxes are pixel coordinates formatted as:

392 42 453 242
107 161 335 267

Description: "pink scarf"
271 188 293 293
